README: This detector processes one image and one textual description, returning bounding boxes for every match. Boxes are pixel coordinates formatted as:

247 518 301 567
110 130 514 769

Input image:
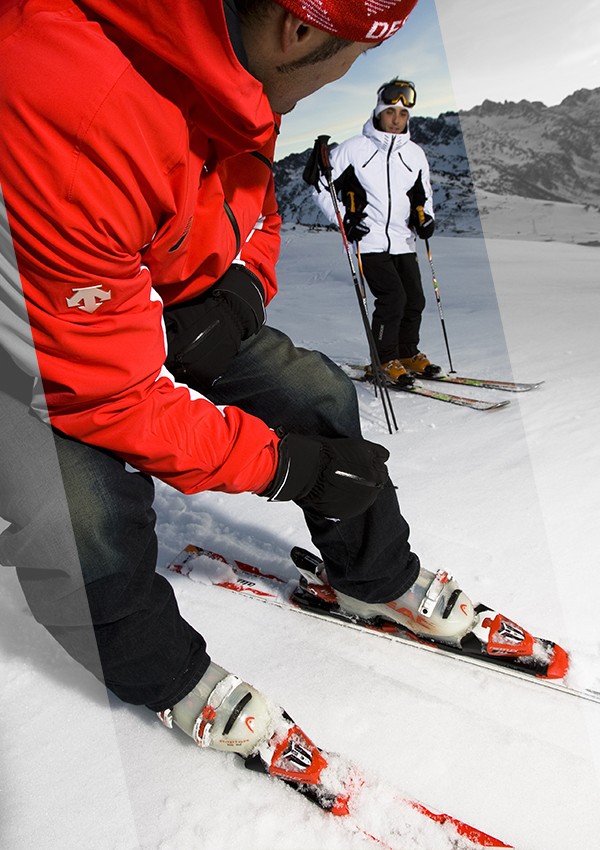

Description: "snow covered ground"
474 191 600 247
1 229 599 849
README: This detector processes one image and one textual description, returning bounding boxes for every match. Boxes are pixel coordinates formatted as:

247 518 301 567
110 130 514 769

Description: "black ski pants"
361 251 426 362
0 329 419 711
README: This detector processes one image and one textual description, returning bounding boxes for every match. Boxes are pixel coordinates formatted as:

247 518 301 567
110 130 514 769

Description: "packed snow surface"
1 231 599 849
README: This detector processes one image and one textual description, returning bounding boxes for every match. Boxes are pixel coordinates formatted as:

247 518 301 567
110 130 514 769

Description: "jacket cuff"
214 264 266 338
260 434 321 502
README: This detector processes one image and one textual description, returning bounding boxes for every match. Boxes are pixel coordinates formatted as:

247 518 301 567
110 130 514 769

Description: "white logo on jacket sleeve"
66 285 112 313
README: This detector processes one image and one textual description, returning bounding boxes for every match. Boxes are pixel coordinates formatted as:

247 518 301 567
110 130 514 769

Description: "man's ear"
279 10 321 56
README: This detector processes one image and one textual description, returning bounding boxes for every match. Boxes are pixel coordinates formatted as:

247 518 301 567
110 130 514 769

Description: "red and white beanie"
274 0 420 43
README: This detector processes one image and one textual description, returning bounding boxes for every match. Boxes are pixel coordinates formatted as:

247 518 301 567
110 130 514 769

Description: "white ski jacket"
313 115 433 255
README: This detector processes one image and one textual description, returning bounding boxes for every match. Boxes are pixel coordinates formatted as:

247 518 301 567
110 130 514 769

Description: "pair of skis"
342 363 544 412
166 544 598 850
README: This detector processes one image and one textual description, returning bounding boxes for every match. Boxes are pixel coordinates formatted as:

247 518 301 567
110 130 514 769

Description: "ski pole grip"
302 135 332 190
316 135 333 180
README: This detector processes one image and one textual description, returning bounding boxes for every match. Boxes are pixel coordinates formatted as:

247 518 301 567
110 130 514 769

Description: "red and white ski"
166 545 600 703
247 708 513 849
165 544 600 845
167 546 514 849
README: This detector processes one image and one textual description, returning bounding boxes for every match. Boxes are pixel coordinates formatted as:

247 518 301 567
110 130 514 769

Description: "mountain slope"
274 88 600 245
458 88 600 204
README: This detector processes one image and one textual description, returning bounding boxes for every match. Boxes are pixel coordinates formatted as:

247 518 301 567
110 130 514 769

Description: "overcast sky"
276 0 600 159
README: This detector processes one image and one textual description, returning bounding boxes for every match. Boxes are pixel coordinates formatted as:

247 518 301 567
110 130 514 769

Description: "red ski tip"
409 801 513 847
545 642 569 679
331 794 351 817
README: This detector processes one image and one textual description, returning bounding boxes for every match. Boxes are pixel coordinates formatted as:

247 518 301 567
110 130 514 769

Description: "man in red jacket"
1 0 473 769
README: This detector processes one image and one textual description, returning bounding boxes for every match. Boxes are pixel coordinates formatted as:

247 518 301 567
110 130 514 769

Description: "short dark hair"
235 0 272 24
276 33 353 72
235 0 353 72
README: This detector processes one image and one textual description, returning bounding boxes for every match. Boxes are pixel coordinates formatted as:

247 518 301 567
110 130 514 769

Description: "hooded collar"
363 113 412 153
78 0 276 157
223 0 249 70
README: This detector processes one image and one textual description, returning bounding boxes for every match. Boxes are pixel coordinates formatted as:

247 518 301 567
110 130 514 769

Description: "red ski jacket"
0 0 283 495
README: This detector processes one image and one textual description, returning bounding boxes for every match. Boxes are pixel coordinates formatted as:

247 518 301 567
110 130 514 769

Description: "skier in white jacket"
313 78 441 386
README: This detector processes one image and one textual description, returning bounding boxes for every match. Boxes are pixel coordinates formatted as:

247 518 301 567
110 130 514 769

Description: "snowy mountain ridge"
275 87 600 245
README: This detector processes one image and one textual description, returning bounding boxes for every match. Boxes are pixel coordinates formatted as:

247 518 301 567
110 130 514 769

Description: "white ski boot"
335 567 476 644
158 662 276 757
157 663 340 803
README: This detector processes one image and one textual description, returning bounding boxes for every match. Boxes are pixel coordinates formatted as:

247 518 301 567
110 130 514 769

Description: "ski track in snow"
1 231 600 850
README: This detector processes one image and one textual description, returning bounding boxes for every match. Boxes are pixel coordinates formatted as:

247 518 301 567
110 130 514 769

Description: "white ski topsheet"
167 544 600 704
3 234 600 850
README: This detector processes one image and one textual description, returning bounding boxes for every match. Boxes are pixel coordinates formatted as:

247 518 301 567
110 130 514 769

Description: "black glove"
409 207 435 240
342 210 370 243
260 433 390 520
165 265 265 390
407 170 435 240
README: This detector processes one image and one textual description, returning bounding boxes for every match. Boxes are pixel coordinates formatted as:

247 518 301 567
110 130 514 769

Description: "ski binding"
290 547 568 681
167 544 600 704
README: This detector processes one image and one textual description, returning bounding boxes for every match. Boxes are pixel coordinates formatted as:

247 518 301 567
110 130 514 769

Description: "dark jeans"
361 251 426 362
0 327 419 711
0 384 208 712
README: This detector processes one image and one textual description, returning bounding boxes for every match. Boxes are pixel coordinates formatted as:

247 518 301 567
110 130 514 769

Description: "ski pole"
355 243 392 398
356 244 394 400
355 246 407 425
355 244 369 304
424 238 455 374
312 136 397 434
354 245 380 374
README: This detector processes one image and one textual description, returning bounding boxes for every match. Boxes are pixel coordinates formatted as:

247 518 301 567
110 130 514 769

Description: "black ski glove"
407 170 435 240
343 211 370 243
165 265 265 390
410 207 435 240
260 433 390 520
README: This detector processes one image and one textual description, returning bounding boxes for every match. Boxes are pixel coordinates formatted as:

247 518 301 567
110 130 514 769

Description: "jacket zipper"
250 151 273 171
223 200 241 255
384 139 395 253
173 199 243 372
175 319 221 372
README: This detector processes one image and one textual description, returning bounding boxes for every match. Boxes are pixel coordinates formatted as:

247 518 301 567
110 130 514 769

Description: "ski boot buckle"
418 570 453 618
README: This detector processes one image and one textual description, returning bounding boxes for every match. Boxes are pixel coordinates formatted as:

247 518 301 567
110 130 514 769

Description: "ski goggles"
377 80 417 108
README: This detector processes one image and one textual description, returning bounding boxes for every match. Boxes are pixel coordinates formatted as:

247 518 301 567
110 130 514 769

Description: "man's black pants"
361 251 426 362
